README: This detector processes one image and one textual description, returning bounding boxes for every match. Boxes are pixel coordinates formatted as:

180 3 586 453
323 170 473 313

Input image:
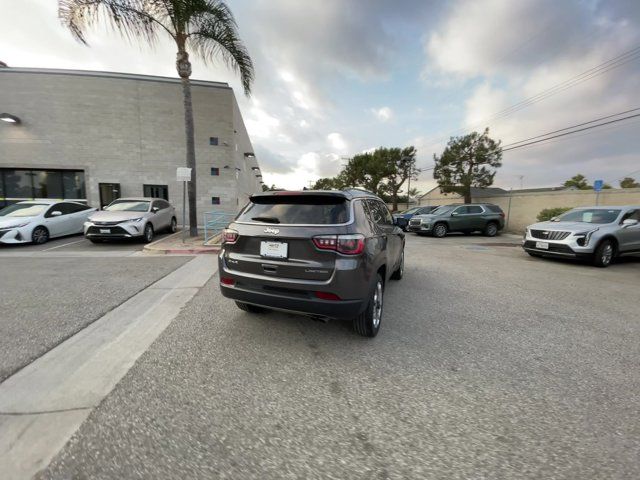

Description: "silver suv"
523 206 640 267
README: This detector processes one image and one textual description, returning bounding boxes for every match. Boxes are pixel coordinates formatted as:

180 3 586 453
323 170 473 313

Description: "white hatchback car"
0 200 97 245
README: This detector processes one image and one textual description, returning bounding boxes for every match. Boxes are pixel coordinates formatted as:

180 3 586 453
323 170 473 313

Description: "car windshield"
430 206 455 216
105 200 150 212
556 208 621 224
0 203 47 217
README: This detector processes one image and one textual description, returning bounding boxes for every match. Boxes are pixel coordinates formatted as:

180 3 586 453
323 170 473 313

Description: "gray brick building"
0 68 262 224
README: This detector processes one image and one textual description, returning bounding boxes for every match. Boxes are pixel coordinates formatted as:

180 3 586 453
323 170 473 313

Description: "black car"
218 189 405 337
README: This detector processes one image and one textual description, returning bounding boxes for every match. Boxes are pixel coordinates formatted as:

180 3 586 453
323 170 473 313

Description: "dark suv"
407 203 505 237
218 189 405 337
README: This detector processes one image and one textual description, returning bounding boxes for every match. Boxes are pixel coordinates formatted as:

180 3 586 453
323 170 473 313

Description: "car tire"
390 249 404 280
593 239 615 268
235 302 268 313
32 226 49 245
484 222 499 237
432 223 448 238
169 217 177 233
353 274 384 338
143 223 154 243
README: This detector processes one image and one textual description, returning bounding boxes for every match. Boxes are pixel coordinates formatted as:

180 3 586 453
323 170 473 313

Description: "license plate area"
260 241 288 259
100 228 110 234
535 241 549 250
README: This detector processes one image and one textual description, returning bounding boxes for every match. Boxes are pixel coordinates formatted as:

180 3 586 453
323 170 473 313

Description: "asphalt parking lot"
0 232 188 382
0 231 172 256
38 233 640 480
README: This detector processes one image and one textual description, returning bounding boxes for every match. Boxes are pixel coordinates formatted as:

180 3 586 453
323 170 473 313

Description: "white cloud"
327 132 347 151
371 106 394 122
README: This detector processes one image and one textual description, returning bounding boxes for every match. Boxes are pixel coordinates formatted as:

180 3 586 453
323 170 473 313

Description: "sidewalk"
143 231 221 255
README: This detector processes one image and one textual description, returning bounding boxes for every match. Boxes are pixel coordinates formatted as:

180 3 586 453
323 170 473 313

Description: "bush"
537 207 572 222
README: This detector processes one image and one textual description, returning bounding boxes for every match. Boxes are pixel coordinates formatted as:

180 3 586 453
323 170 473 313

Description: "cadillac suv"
218 189 405 337
523 206 640 267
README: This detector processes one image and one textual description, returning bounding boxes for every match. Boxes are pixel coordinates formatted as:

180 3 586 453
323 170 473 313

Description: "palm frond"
59 0 174 45
186 0 254 95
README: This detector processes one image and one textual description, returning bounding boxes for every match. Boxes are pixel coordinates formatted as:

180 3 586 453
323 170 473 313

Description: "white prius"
0 200 97 245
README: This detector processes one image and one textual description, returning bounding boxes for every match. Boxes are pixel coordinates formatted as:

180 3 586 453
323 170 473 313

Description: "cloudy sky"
1 0 639 192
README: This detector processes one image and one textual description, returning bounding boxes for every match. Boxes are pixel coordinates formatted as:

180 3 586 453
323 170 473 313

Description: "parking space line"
41 239 87 252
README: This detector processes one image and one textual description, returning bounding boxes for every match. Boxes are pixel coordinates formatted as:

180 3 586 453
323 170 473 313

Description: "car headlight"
121 217 144 224
574 228 598 247
9 222 29 229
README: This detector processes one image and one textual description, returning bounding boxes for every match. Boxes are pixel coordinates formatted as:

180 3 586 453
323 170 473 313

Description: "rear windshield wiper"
251 216 280 224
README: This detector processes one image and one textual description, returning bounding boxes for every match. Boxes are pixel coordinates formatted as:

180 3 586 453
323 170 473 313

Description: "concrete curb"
142 231 219 255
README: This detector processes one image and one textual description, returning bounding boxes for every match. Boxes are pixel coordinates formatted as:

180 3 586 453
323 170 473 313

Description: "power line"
502 107 640 148
502 113 640 152
420 43 640 150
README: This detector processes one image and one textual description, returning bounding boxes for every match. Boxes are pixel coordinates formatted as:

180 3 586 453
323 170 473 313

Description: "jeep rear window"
237 195 349 224
486 205 503 213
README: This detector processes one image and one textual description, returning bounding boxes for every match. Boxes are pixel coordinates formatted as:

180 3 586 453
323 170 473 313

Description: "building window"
211 196 220 205
143 184 169 200
209 137 218 146
0 168 86 207
211 167 219 176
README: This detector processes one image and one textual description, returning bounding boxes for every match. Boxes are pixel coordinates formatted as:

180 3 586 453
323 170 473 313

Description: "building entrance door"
99 183 121 208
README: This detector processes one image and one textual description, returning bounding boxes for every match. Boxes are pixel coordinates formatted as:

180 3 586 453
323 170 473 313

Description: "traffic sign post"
176 167 192 243
594 179 603 206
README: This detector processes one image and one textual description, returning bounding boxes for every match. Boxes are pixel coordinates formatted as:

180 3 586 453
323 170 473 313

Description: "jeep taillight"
312 234 365 255
222 228 238 244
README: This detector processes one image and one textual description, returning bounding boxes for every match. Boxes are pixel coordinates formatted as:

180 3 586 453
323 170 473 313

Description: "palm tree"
59 0 254 236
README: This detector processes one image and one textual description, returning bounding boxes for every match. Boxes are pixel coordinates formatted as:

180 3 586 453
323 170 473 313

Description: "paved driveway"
0 249 190 382
40 234 640 479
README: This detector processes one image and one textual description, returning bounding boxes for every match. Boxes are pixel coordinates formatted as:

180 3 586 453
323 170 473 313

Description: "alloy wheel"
372 281 383 329
32 227 48 244
601 243 613 265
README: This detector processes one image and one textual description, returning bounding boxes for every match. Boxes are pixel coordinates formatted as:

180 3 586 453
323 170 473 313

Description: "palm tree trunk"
177 47 198 237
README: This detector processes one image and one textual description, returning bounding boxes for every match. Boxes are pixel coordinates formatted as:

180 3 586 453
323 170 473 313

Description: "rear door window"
366 200 393 226
486 205 503 214
467 206 483 214
237 195 349 225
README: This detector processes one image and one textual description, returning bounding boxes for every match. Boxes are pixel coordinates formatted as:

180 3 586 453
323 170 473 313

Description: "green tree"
433 128 502 203
383 146 418 211
620 177 640 188
312 177 345 190
563 174 591 190
341 149 393 195
60 0 254 236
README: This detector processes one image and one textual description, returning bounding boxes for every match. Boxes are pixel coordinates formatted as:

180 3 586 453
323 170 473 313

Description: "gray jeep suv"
408 203 505 237
523 206 640 267
218 190 405 337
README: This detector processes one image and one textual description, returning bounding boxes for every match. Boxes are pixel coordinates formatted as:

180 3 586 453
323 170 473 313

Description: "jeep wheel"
236 302 268 313
593 240 615 268
484 222 499 237
390 250 404 280
353 274 384 337
432 223 447 238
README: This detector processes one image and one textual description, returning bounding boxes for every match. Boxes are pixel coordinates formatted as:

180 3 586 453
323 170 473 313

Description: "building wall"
0 68 260 224
478 188 640 233
418 187 465 206
419 186 640 233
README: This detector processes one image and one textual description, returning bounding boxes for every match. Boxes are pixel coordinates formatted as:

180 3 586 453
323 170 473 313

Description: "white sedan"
0 200 97 245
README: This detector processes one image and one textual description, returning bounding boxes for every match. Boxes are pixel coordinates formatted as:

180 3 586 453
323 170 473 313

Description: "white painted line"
0 255 217 479
41 238 86 252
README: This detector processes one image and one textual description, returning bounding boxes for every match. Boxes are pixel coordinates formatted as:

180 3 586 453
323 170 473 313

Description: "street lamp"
0 113 21 124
